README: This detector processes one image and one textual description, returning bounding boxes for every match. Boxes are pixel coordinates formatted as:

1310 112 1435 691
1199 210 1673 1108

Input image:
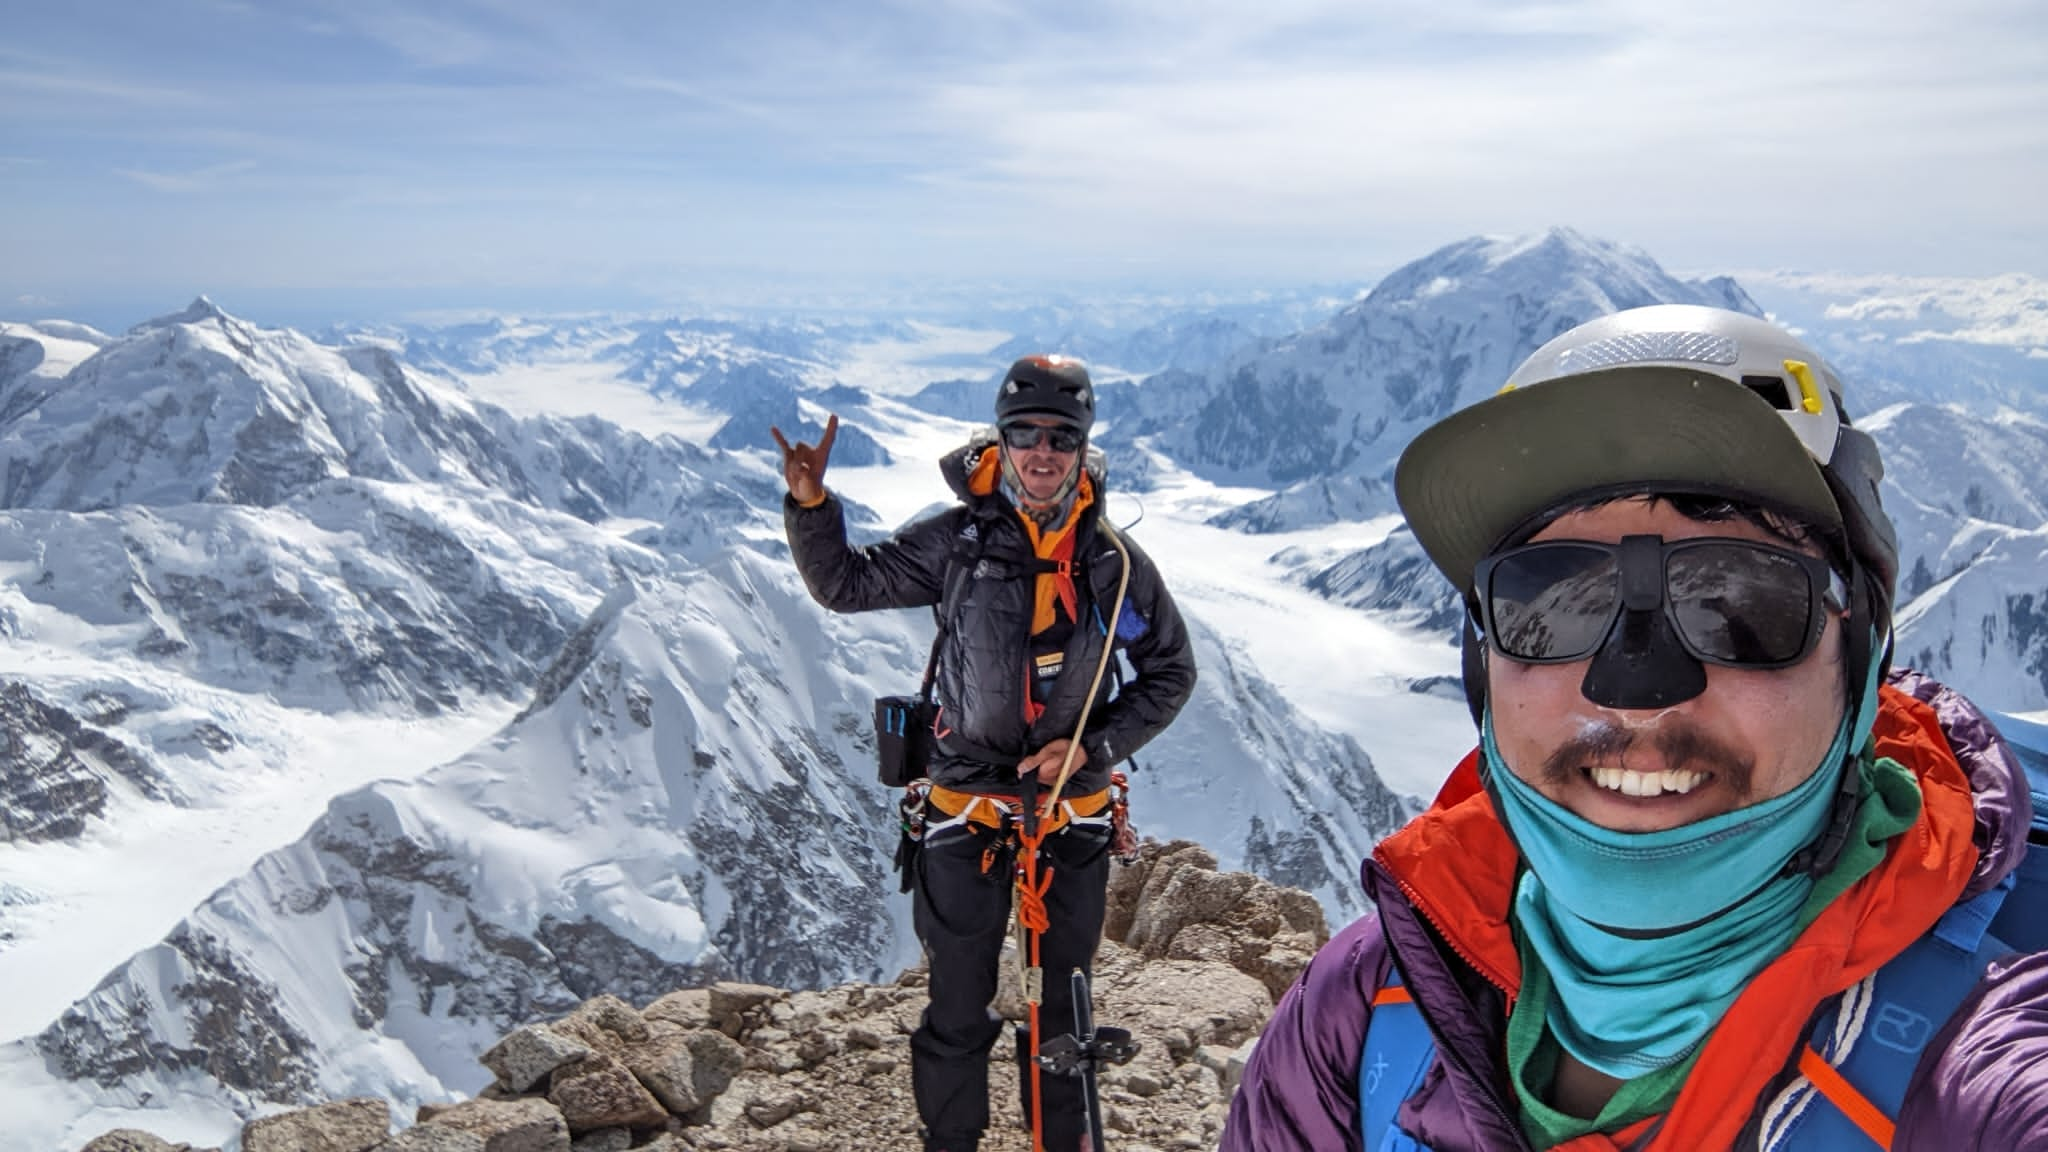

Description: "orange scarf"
966 446 1095 634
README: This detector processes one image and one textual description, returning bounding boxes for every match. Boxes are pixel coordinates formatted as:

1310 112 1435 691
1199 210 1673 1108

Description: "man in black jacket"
774 354 1197 1152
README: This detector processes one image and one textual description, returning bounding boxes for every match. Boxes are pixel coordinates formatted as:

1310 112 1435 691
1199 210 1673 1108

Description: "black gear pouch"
874 695 933 788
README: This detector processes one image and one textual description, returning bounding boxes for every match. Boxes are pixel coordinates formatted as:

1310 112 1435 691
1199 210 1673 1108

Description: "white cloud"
4 0 2044 303
112 160 259 194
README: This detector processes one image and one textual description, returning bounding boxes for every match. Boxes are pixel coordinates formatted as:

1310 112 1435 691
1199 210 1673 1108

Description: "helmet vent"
1555 330 1739 373
1740 374 1794 410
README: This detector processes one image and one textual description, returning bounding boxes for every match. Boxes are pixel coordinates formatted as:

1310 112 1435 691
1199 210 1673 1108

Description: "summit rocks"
76 840 1325 1152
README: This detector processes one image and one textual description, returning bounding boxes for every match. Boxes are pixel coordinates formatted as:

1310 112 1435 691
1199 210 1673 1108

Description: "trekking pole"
1035 969 1139 1151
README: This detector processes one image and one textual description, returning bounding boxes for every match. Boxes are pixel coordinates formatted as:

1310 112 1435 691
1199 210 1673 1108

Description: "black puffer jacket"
785 433 1197 796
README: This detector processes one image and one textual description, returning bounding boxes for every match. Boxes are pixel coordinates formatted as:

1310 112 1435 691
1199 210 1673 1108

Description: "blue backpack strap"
1761 876 2018 1150
1988 765 2047 953
1358 972 1439 1152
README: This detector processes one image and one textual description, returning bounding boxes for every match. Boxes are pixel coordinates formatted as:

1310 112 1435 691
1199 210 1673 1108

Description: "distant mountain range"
3 230 2045 1147
0 292 1407 1147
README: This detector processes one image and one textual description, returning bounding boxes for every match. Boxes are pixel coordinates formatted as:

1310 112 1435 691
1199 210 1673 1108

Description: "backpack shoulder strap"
1989 765 2047 952
923 514 992 697
1358 972 1441 1152
1762 875 2019 1150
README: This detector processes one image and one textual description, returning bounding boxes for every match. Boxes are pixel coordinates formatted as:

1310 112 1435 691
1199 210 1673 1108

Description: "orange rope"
1798 1047 1895 1148
1017 858 1054 934
1017 828 1055 1152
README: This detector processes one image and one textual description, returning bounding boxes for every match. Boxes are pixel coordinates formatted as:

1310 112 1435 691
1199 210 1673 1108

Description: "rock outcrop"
75 840 1328 1152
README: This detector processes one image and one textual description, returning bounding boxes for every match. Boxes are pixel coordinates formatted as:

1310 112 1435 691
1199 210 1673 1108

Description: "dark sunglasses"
1000 422 1085 453
1474 535 1849 669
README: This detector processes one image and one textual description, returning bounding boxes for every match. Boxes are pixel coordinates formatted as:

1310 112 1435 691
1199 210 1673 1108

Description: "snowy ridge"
1866 404 2048 601
13 553 916 1145
1 297 768 526
3 530 1413 1149
11 232 2048 1147
1121 228 1762 524
1894 530 2048 710
0 299 1418 1147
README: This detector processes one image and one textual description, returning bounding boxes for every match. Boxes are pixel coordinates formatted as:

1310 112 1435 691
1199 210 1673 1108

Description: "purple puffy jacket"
1223 670 2048 1151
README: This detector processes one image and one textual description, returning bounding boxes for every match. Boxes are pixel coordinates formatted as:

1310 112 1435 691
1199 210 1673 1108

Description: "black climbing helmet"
996 355 1095 432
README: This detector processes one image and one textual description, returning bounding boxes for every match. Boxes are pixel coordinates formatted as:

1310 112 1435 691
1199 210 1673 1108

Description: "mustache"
1539 720 1755 798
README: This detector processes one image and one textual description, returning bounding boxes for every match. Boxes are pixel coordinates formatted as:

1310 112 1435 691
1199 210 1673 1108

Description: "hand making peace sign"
770 413 838 506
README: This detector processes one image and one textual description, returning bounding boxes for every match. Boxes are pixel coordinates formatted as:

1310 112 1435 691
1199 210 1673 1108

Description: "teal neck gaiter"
1485 677 1876 1078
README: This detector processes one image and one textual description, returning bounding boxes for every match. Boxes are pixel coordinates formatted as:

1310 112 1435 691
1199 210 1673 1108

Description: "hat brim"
1394 367 1844 596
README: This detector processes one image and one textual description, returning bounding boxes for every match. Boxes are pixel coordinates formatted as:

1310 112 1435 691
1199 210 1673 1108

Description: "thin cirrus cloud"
112 160 260 194
0 0 2043 321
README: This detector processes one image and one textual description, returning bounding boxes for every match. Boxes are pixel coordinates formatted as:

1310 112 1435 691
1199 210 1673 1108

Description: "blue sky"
3 0 2044 329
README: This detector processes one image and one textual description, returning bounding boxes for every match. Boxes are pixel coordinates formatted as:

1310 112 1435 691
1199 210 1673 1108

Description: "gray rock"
682 1028 746 1105
550 995 650 1059
1193 1043 1236 1074
78 1131 212 1152
567 1129 631 1152
242 1098 392 1152
624 1030 703 1114
1224 1036 1257 1098
369 1127 488 1152
1120 1070 1165 1098
546 1051 669 1131
482 1023 594 1093
743 1090 806 1128
423 1098 571 1152
640 988 711 1032
706 982 782 1036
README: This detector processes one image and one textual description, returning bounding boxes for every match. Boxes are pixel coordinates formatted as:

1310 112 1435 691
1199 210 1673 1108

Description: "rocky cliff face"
72 840 1323 1152
0 680 165 845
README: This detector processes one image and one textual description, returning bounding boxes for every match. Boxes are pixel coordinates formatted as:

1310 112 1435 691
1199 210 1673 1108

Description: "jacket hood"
1885 666 2035 899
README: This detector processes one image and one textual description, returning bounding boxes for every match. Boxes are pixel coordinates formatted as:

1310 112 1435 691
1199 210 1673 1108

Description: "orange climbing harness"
916 771 1136 1152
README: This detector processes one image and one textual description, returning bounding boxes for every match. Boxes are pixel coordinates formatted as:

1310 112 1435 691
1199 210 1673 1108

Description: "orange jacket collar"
1374 684 1981 1152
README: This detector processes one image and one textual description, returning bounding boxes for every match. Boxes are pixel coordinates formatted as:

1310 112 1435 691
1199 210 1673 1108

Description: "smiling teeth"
1590 767 1707 797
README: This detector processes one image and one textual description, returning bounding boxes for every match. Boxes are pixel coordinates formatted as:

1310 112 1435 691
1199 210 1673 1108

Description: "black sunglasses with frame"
1000 421 1085 453
1474 534 1850 669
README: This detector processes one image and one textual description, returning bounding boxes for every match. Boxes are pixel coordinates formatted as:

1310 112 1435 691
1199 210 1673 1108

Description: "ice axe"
1035 969 1139 1151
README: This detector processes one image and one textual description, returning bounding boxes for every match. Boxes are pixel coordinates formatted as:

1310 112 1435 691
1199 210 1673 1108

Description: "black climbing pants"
910 816 1111 1152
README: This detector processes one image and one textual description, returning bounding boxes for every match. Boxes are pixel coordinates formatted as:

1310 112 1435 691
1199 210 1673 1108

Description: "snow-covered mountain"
10 235 2047 1146
1172 235 2048 721
1106 228 1759 501
7 549 1408 1148
975 287 1363 381
0 301 778 718
1863 402 2048 708
0 299 1414 1148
